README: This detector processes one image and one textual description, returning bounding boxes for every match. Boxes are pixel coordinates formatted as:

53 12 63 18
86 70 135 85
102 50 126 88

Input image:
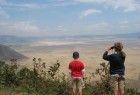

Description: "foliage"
0 59 139 95
47 60 60 79
93 62 112 95
0 60 18 86
125 88 139 95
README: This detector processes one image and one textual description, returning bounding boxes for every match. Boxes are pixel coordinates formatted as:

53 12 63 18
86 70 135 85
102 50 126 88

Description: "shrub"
0 59 139 95
93 62 112 95
0 60 18 86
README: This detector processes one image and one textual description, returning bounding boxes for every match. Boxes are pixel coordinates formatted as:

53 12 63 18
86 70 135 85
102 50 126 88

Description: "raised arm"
103 46 113 61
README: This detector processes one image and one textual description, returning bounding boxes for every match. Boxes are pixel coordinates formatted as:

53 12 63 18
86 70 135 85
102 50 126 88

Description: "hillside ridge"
0 44 28 61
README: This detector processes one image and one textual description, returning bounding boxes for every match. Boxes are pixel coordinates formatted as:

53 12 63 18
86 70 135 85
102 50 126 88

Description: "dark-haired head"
73 51 79 59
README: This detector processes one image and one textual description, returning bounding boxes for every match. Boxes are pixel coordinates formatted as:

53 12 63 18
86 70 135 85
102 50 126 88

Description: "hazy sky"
0 0 140 37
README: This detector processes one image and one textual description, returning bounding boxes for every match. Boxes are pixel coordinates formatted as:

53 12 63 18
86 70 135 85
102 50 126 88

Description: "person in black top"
103 42 126 95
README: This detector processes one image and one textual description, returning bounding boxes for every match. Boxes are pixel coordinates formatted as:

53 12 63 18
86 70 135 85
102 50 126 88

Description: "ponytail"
119 51 126 58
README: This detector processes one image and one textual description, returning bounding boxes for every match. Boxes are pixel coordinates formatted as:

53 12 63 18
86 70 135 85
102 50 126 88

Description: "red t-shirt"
69 60 85 77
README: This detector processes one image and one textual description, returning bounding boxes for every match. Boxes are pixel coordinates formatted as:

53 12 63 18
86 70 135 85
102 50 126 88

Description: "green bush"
93 62 112 95
0 59 139 95
125 88 139 95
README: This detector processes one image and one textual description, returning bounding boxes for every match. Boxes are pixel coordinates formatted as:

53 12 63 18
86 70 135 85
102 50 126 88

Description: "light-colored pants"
71 78 84 89
110 76 125 91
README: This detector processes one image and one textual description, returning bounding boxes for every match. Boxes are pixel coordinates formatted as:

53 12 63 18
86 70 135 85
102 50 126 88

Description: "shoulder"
69 60 84 64
109 53 116 58
77 60 84 64
69 60 74 65
78 60 84 67
69 60 77 65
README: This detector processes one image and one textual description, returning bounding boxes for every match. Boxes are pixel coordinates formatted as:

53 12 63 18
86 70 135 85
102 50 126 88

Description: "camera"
111 46 115 49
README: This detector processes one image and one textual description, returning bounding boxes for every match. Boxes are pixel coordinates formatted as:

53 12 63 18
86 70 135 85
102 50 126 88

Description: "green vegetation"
0 59 139 95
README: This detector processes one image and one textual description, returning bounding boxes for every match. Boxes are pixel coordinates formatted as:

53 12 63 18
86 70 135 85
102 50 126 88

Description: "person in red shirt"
68 51 85 95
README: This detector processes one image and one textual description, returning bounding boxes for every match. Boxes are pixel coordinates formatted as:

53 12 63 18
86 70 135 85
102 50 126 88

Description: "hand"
105 46 113 51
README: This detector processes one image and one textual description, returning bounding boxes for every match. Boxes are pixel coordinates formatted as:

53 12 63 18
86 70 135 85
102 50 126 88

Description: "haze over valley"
0 33 140 84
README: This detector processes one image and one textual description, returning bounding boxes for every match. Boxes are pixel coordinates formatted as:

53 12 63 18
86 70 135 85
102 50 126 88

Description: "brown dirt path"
0 92 15 95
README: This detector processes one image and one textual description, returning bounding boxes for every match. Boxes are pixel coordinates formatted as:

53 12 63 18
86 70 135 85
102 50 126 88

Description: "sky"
0 0 140 37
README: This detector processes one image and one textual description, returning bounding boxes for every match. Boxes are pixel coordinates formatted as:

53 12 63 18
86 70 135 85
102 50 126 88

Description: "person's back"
103 52 125 75
69 60 84 78
68 51 85 95
103 42 126 95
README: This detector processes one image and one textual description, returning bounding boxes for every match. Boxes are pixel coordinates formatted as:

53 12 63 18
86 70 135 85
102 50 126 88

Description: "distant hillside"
0 32 140 43
0 44 28 61
0 35 39 44
65 32 140 39
0 35 25 43
107 32 140 38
